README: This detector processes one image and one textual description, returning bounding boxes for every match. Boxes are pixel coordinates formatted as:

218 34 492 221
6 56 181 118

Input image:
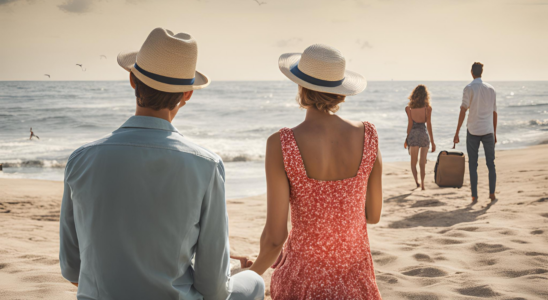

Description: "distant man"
59 28 264 300
29 127 39 140
453 62 497 202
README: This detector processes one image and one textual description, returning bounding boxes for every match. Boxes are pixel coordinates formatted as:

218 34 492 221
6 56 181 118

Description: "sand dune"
1 145 547 299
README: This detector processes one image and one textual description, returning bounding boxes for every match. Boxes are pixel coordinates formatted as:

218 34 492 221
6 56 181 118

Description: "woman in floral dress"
249 44 383 300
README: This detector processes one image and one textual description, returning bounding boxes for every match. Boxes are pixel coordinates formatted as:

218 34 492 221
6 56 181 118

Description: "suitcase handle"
438 150 464 157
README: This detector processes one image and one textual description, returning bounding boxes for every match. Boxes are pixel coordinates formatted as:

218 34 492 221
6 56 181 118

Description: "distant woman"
249 44 383 299
404 85 435 190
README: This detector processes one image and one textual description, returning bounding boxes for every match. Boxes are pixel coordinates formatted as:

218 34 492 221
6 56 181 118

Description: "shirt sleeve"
461 85 471 109
59 174 81 283
193 161 231 300
493 90 497 112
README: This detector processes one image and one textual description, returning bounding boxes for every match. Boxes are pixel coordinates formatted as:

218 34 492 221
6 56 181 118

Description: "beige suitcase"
434 151 465 188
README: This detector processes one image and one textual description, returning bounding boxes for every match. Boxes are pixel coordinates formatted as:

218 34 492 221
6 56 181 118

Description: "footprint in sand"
375 273 398 284
457 226 479 232
432 192 457 196
530 230 544 235
32 213 60 222
502 268 548 278
400 292 439 300
435 238 463 245
473 243 509 253
413 253 434 262
525 252 548 256
457 285 499 297
536 197 548 203
371 250 398 266
499 229 517 236
442 231 468 238
402 267 447 278
480 258 497 266
18 254 59 265
21 274 67 283
410 200 445 208
511 239 529 244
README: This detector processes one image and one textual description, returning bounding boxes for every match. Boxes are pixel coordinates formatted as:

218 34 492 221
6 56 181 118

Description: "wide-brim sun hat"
279 44 366 96
117 27 209 93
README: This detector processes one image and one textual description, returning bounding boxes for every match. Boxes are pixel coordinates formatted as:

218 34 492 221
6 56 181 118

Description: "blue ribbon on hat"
290 63 344 87
134 63 195 85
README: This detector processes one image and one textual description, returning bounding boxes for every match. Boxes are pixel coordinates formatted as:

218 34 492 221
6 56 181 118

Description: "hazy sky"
0 0 547 81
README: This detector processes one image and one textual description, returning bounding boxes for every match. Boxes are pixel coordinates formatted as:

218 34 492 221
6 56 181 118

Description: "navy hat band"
290 63 344 88
134 63 195 86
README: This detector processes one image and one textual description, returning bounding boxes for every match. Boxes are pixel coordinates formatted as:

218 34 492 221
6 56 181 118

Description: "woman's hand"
231 255 254 268
404 140 408 149
431 142 436 153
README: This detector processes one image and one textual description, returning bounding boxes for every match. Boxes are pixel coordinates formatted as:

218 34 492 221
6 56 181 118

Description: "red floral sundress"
270 121 382 300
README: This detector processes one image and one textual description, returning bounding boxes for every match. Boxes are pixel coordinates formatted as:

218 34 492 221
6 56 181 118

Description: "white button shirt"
461 78 497 136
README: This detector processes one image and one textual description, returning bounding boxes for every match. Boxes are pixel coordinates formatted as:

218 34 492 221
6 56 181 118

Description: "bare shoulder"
266 132 283 155
265 132 284 169
267 131 281 146
338 117 365 129
405 105 411 112
428 106 433 112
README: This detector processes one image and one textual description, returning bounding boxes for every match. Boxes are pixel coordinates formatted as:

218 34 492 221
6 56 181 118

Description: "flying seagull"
76 64 86 71
100 55 107 60
44 74 50 78
254 0 266 5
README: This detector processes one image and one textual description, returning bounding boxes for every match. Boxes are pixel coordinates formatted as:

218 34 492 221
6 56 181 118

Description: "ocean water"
1 81 547 199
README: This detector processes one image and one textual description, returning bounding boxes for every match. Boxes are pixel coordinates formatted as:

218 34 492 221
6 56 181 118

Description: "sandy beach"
1 145 547 299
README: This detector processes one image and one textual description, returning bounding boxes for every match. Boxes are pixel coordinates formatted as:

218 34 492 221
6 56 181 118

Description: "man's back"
59 116 230 300
462 78 497 136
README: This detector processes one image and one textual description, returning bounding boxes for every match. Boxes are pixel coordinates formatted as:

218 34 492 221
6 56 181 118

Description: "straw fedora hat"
117 28 209 93
279 44 366 96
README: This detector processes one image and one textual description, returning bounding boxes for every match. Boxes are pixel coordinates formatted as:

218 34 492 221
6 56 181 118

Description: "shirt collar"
472 77 483 83
120 116 179 133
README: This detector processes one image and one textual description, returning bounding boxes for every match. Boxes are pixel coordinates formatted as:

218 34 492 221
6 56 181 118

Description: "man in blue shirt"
59 28 264 300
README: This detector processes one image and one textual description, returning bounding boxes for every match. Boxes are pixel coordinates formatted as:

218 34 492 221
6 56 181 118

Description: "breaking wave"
1 160 66 168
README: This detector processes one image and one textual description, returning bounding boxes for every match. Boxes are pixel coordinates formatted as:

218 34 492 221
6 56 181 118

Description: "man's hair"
471 62 483 77
131 72 185 110
297 86 346 114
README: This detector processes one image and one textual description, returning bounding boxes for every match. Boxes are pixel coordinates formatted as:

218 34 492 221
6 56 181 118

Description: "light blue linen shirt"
59 116 232 300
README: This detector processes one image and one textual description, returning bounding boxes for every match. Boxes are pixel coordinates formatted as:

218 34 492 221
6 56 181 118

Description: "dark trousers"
466 130 496 198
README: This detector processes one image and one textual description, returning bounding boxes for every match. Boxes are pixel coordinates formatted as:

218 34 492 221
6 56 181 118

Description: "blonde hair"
408 84 431 109
297 86 346 114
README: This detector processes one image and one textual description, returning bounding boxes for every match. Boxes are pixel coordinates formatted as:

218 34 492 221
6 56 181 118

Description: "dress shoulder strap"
358 121 379 176
278 128 307 182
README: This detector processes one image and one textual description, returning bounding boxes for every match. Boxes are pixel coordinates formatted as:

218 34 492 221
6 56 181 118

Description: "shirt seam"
66 142 220 165
120 126 179 133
